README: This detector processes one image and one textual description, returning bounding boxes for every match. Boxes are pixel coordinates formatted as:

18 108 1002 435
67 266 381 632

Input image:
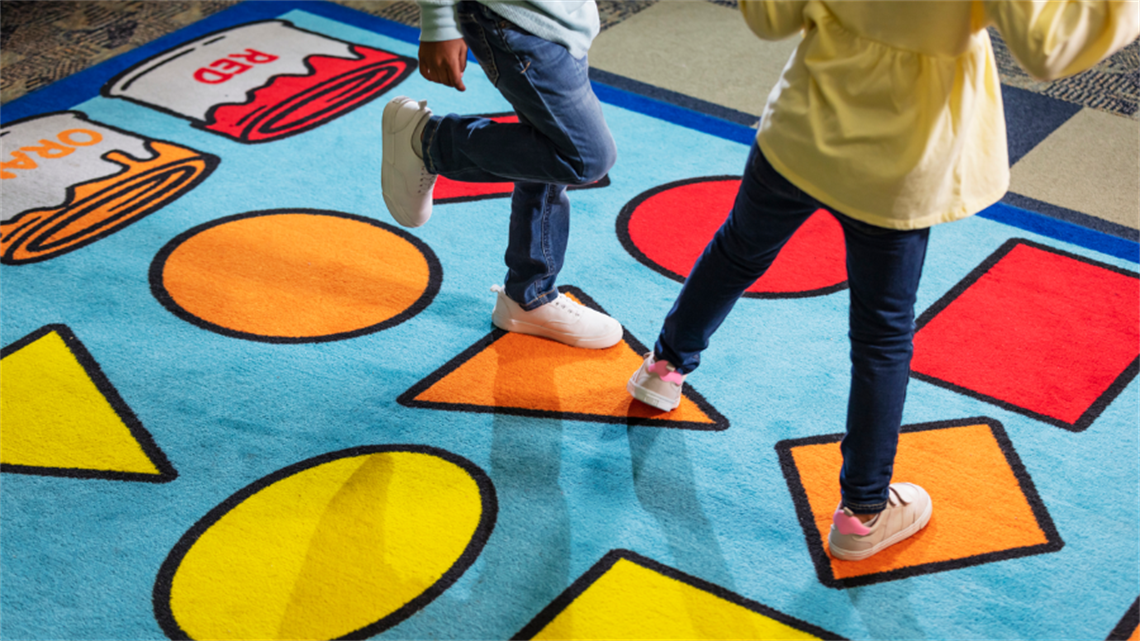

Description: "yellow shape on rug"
0 328 159 475
533 557 820 640
168 450 485 640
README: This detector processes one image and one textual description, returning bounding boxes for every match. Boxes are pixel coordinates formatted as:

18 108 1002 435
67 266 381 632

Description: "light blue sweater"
418 1 600 59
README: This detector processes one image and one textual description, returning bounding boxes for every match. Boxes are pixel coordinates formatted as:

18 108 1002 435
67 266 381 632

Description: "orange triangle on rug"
398 287 728 431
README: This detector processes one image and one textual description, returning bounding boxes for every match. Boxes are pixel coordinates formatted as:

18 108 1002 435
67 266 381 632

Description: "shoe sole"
491 315 623 350
381 97 427 228
626 376 681 411
827 497 934 561
382 193 420 228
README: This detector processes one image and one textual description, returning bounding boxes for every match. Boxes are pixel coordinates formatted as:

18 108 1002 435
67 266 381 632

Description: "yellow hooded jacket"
742 0 1139 229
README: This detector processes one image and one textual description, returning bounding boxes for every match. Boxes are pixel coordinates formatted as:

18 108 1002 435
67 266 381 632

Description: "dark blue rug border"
1001 192 1139 242
589 78 758 146
588 68 760 128
979 203 1139 263
3 0 1134 264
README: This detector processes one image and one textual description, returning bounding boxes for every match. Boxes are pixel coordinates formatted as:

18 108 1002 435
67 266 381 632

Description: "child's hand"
419 39 468 92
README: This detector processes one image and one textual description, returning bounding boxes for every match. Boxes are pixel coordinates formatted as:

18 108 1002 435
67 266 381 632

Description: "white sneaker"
627 352 685 411
490 285 623 349
382 96 436 228
828 483 933 561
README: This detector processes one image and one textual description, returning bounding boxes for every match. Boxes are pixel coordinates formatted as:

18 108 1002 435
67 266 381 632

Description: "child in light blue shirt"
381 1 621 349
419 0 599 62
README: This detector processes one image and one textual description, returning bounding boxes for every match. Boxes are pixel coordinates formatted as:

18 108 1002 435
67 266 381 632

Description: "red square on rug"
776 418 1063 589
911 239 1139 431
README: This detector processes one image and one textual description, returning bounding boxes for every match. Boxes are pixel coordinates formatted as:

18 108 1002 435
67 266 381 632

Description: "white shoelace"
551 296 581 317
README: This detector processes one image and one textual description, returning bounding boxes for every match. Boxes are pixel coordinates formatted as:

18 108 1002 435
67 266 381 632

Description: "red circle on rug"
618 177 847 297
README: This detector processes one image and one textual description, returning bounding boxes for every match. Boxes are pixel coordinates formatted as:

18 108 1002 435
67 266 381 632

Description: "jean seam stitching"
423 119 439 174
478 25 498 85
489 11 591 184
527 288 558 309
540 184 555 299
462 4 499 86
486 31 500 84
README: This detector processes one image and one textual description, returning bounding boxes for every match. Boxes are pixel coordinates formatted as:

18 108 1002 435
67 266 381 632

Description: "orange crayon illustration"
102 20 415 143
1 111 218 265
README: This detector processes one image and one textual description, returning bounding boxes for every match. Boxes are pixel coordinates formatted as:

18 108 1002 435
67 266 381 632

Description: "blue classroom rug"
2 3 1137 639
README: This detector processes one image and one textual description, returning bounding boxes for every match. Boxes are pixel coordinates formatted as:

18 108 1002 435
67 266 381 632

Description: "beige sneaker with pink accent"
828 482 933 561
627 352 685 411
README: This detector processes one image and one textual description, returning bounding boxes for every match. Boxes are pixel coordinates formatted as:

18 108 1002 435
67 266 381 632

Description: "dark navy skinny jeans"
655 144 930 514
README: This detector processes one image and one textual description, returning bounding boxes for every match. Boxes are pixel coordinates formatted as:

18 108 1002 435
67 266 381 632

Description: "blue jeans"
421 1 616 310
655 145 930 514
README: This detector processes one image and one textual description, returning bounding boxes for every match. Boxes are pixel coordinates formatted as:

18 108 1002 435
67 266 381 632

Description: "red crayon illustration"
102 20 415 143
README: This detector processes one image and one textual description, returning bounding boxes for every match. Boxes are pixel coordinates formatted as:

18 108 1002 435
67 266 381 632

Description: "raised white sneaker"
627 352 685 411
382 96 436 228
490 285 623 349
828 482 933 561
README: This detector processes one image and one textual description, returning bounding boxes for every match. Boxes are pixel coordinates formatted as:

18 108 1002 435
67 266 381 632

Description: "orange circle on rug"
617 176 847 298
151 210 441 342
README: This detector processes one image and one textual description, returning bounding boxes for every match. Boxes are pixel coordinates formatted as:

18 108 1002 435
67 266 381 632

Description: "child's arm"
739 0 808 40
418 1 468 91
984 0 1139 80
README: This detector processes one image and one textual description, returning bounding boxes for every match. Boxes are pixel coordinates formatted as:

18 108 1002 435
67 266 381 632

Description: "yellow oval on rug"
159 447 493 640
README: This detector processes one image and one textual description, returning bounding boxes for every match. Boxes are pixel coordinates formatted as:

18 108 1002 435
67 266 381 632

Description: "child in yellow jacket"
627 0 1138 561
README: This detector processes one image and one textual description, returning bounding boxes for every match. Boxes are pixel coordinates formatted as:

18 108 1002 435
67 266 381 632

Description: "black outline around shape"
436 174 611 206
512 548 844 640
774 416 1064 590
149 208 443 344
215 44 412 142
910 238 1140 432
615 175 849 300
152 444 498 640
1 110 220 266
0 324 178 483
396 285 729 431
432 112 611 205
101 19 416 144
1107 597 1140 640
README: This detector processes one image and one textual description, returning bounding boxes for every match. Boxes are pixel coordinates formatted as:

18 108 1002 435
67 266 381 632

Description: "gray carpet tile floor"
3 0 1137 233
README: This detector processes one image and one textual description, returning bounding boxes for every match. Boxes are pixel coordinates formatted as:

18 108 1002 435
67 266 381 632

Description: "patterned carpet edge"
1 0 1137 119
